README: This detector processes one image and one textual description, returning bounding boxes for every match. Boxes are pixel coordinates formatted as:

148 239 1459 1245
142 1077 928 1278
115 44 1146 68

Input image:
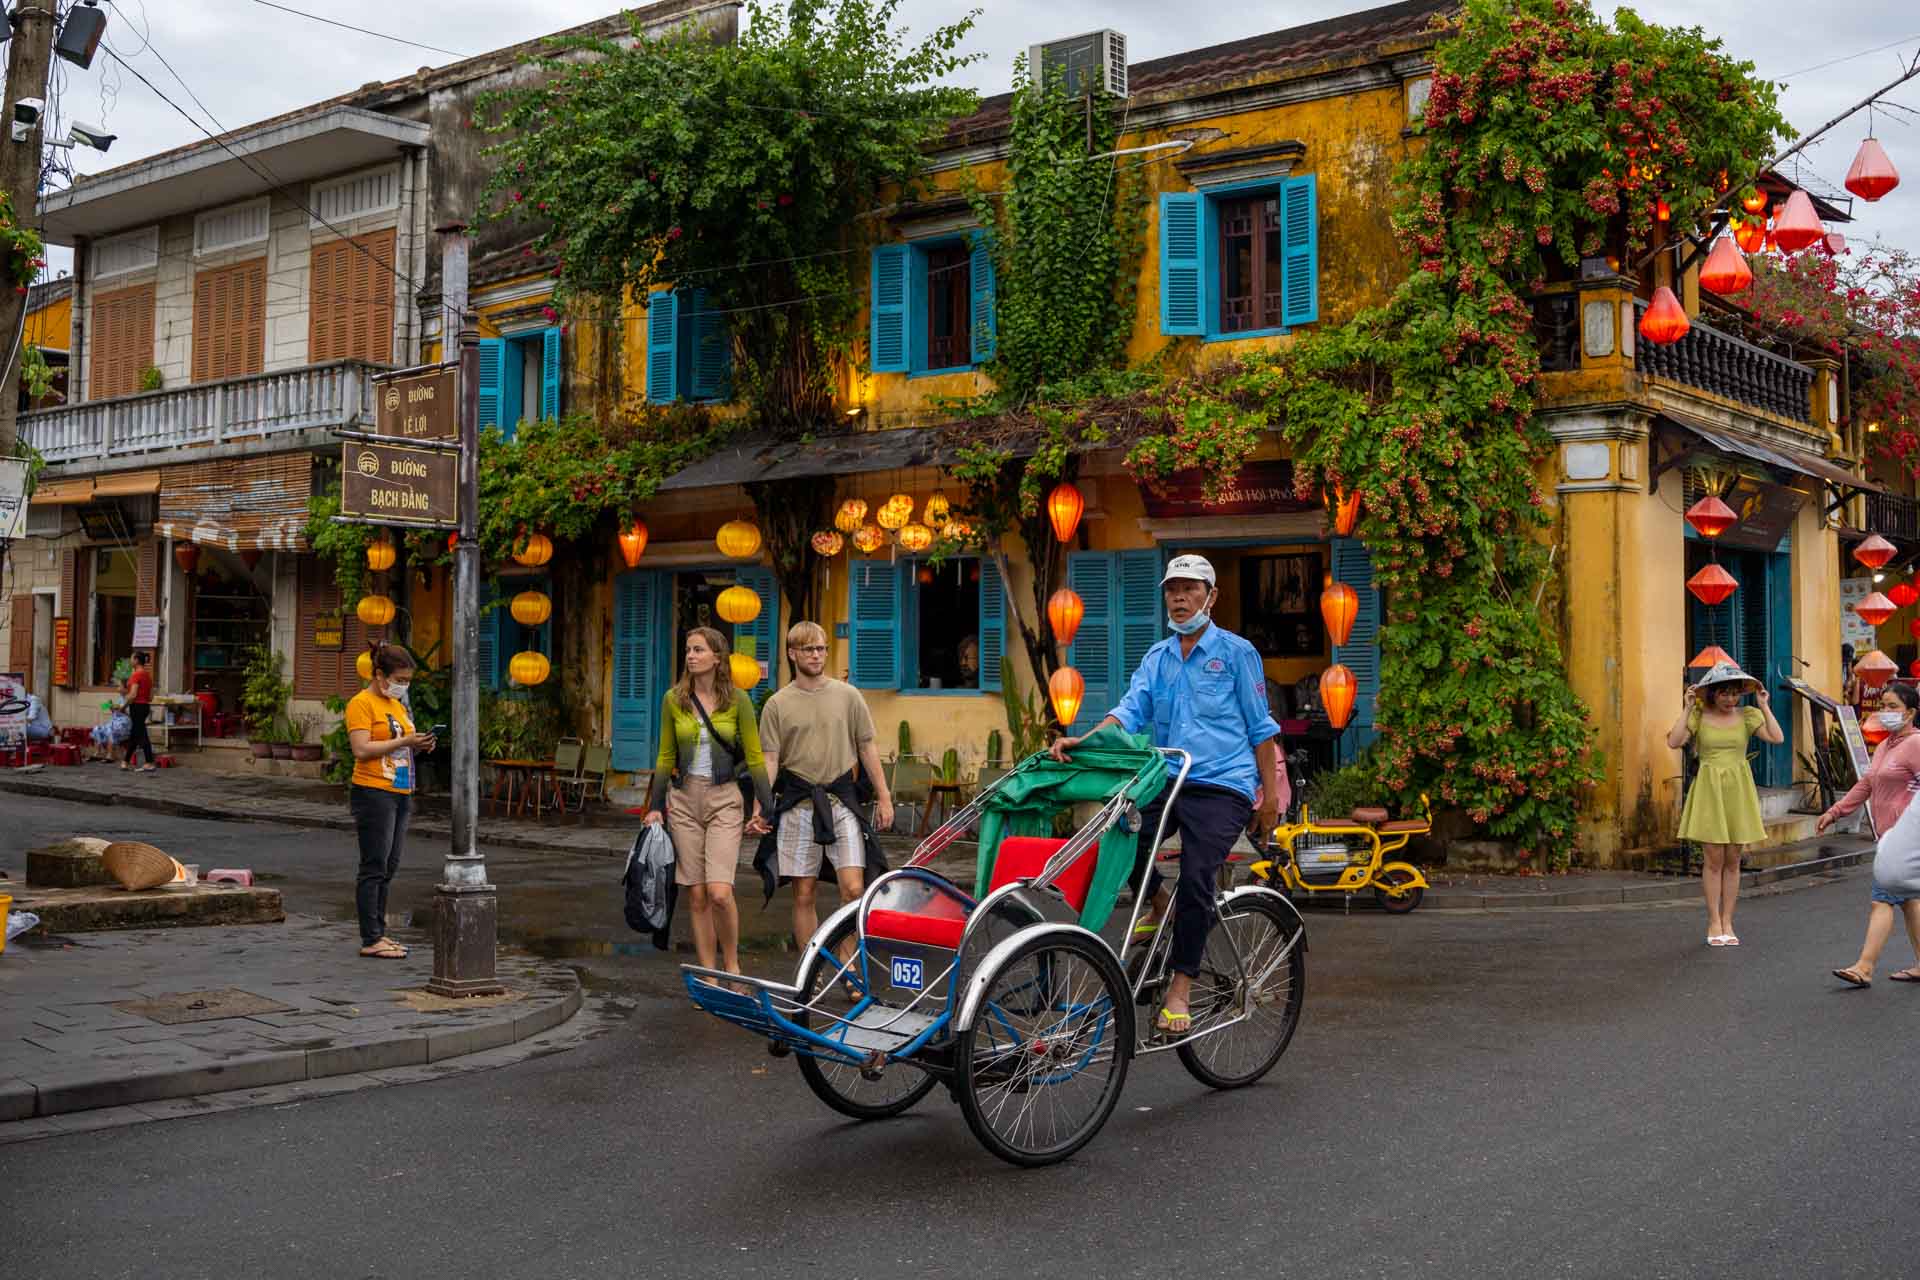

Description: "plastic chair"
559 743 611 812
890 757 936 806
550 738 583 812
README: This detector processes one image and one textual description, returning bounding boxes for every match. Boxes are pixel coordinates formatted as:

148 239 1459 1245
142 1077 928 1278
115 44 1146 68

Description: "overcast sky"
40 0 1920 271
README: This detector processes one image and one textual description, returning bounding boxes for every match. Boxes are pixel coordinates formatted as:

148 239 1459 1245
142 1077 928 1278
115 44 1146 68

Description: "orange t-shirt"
344 689 416 793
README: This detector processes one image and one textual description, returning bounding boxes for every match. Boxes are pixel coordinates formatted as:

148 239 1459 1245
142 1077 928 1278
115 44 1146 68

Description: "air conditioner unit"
1029 29 1127 100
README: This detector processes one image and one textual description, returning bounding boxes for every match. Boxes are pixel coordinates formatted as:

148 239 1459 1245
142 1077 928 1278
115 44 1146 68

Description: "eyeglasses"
795 644 828 654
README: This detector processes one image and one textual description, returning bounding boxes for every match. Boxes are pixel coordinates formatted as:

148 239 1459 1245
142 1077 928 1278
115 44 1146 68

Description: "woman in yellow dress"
1667 661 1784 947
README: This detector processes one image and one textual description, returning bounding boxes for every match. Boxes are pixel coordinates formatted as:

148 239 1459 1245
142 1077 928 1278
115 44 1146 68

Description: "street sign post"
339 441 460 527
372 365 459 442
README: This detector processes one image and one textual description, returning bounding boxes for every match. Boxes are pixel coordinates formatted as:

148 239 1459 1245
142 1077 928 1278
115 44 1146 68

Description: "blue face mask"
1167 607 1212 636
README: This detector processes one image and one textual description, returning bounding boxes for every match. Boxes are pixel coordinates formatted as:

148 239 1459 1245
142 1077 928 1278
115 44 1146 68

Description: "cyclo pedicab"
683 727 1308 1166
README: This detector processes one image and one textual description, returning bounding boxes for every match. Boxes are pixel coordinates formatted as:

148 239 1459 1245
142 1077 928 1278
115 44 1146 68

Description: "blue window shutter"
869 245 910 373
968 231 997 364
848 557 900 690
733 564 778 699
476 580 502 691
1159 193 1204 335
540 327 562 421
646 289 678 404
1065 553 1114 735
1281 174 1319 328
499 339 525 442
685 290 731 403
1330 536 1379 759
978 555 1004 692
611 571 658 771
1116 550 1163 681
476 338 503 432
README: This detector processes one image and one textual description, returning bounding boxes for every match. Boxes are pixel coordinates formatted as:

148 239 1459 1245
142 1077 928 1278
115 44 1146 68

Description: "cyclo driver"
1049 554 1285 1035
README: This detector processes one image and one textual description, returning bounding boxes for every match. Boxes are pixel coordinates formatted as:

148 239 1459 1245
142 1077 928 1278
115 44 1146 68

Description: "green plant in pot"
290 712 325 762
241 646 291 760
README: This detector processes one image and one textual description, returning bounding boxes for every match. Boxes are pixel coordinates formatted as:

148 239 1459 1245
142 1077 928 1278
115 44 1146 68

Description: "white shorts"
776 799 866 879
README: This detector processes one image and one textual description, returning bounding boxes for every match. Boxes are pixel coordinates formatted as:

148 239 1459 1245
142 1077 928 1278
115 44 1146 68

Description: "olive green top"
648 687 773 815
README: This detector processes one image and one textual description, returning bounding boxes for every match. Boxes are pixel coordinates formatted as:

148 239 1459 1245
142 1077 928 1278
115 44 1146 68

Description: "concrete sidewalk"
0 914 580 1130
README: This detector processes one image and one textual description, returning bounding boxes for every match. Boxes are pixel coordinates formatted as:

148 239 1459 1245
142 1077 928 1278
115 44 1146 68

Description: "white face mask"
1877 710 1909 732
386 680 410 700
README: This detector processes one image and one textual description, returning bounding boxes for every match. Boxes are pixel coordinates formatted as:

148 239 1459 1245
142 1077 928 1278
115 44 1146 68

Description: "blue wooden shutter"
1116 549 1163 685
849 557 901 689
685 290 731 402
646 289 678 404
733 564 777 699
476 338 503 431
1065 552 1114 735
968 231 997 364
978 556 1004 692
1159 193 1204 335
540 327 562 420
499 339 525 441
611 571 658 770
869 245 910 373
1281 174 1319 328
476 580 502 691
1330 536 1379 759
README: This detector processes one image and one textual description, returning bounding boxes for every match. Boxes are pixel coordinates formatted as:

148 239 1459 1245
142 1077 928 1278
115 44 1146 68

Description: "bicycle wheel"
955 929 1130 1167
794 916 937 1121
1374 867 1424 914
1176 891 1306 1090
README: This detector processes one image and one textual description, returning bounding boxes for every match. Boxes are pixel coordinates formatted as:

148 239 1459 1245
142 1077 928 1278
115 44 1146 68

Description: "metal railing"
19 359 384 463
1867 490 1920 543
1633 300 1814 425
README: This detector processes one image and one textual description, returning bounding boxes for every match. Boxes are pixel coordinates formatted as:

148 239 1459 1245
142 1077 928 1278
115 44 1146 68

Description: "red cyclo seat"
866 892 970 950
989 836 1095 913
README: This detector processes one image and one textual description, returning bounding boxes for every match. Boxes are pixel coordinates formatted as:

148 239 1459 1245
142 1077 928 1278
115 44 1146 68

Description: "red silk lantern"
1771 190 1824 254
1698 236 1753 296
1320 581 1359 646
1853 534 1897 570
1907 618 1920 641
1864 718 1891 748
1889 581 1920 609
1320 665 1357 731
173 542 200 573
1740 189 1769 215
1822 232 1847 256
1639 286 1690 345
1732 216 1766 254
1690 645 1734 670
1685 495 1737 539
1909 660 1920 678
1048 666 1086 728
1855 592 1897 627
1686 563 1738 606
1654 198 1671 222
1046 482 1085 544
447 532 459 553
1327 486 1362 536
1857 649 1897 689
618 519 648 568
1845 137 1900 203
1048 589 1085 647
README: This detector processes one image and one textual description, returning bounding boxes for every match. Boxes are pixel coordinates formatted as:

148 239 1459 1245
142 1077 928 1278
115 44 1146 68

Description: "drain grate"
112 988 293 1025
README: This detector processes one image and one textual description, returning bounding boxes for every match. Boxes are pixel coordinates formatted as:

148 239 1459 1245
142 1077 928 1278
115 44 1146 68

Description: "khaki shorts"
667 776 746 886
776 798 865 879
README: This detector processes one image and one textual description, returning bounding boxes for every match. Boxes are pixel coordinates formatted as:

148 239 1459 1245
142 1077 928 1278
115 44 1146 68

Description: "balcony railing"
1633 301 1814 425
19 359 383 464
1867 491 1920 543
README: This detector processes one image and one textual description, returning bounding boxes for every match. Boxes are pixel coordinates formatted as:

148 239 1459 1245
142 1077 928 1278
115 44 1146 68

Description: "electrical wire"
246 0 466 59
1782 36 1920 82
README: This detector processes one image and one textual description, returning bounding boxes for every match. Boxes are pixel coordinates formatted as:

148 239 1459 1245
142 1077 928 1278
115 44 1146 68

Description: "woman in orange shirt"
344 644 436 959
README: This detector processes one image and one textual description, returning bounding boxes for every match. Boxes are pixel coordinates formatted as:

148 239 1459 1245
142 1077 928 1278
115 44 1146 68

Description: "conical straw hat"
102 841 179 891
1690 659 1760 695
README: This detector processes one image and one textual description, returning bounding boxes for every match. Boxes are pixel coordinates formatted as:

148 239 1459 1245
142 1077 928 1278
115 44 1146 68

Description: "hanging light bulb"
1698 236 1753 295
1639 286 1690 345
1844 136 1900 202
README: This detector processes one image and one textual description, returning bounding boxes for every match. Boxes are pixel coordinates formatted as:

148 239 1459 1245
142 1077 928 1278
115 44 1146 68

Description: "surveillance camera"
12 98 43 126
68 122 114 152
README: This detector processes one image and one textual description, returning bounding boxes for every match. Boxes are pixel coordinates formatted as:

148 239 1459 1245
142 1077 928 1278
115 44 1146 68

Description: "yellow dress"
1676 706 1766 845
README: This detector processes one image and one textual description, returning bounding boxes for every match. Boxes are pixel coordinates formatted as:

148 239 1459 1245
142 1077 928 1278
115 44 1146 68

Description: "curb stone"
1423 848 1870 910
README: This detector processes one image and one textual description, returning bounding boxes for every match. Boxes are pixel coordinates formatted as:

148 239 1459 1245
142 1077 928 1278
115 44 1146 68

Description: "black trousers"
350 785 411 947
125 703 155 766
1132 783 1253 977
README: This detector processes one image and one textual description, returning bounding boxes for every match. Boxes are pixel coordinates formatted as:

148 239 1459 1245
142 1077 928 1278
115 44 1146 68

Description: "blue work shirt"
1107 623 1282 800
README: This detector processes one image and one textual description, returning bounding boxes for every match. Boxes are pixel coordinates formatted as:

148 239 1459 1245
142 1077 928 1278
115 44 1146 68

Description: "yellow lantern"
875 494 912 531
811 530 844 556
924 491 951 529
852 523 888 554
618 520 648 569
715 584 762 625
509 651 552 687
513 532 553 567
834 499 868 534
897 522 934 553
365 537 396 573
716 518 764 560
728 652 763 690
356 650 374 682
356 594 396 627
510 590 552 627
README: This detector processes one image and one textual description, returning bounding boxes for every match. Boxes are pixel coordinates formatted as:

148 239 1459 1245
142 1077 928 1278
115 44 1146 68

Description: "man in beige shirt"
758 620 895 949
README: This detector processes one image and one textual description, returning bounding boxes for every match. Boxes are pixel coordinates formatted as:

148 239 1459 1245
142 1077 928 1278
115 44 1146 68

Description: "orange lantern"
1732 216 1766 254
1327 486 1362 537
924 491 951 529
810 530 844 557
447 532 459 553
1654 198 1671 222
513 532 553 567
1689 644 1734 669
876 494 914 532
1320 581 1359 646
1740 189 1769 215
356 650 375 683
1638 286 1690 345
618 519 649 568
1047 588 1085 647
1863 717 1891 748
1048 665 1086 727
897 522 934 553
1685 495 1737 539
834 499 868 535
1845 136 1900 202
728 652 764 691
1857 649 1897 689
1046 482 1085 543
1855 591 1898 627
715 584 761 625
356 594 397 628
1320 664 1358 731
510 590 552 627
1771 189 1824 254
852 523 887 554
366 537 397 573
716 518 763 560
1698 236 1753 296
1854 534 1898 570
1686 564 1737 606
174 542 200 573
509 651 552 687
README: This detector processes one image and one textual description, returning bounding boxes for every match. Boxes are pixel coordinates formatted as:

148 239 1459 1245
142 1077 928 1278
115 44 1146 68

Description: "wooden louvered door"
192 259 267 383
294 558 369 699
309 229 395 363
90 283 156 399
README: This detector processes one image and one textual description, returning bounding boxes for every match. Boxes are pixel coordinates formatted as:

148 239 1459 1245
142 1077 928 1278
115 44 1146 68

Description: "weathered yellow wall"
26 293 71 350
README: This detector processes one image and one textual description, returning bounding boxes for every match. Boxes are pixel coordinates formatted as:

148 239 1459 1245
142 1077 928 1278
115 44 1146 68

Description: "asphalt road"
3 795 1917 1279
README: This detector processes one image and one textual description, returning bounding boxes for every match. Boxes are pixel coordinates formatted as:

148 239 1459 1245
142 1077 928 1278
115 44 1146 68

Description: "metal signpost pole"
427 309 502 996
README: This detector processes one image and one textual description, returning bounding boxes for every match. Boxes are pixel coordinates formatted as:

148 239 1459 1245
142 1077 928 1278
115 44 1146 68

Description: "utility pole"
0 2 58 458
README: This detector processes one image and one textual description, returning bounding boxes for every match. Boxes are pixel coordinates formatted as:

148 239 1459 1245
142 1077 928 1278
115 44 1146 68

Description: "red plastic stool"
49 743 80 766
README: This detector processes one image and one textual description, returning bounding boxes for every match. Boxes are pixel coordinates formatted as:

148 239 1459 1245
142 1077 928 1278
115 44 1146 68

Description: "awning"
29 477 93 505
660 423 1010 492
1654 412 1886 497
156 454 313 551
87 470 161 499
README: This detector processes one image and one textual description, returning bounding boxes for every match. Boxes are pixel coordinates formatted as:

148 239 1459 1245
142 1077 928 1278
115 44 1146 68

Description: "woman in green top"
644 626 774 981
1667 660 1784 948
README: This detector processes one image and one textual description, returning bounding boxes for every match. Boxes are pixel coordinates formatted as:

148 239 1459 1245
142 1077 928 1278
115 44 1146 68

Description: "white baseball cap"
1161 554 1217 587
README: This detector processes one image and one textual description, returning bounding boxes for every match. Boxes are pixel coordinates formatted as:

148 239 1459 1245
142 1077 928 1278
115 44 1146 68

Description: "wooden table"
487 758 557 820
917 780 969 835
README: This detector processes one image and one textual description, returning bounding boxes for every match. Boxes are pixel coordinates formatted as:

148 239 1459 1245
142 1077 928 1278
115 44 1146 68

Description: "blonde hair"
786 620 828 653
673 626 732 710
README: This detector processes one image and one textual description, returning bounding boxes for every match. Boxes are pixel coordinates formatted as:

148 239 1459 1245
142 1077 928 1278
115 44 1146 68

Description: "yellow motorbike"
1251 794 1431 913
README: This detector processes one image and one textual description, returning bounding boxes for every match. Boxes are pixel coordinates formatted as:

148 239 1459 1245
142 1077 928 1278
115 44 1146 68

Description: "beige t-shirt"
758 678 876 786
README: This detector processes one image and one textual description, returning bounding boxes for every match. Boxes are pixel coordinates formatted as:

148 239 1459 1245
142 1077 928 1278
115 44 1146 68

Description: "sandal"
376 936 409 957
1889 968 1920 983
359 940 406 959
1832 966 1871 988
1154 1006 1192 1036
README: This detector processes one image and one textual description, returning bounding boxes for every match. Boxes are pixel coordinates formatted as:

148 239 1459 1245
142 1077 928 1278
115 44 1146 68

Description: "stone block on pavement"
25 837 115 888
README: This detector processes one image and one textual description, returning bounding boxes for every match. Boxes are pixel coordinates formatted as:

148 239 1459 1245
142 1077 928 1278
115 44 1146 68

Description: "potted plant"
290 712 324 762
269 719 295 760
241 646 290 759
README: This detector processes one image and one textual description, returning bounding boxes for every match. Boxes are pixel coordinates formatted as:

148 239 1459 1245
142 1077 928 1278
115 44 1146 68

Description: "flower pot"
250 741 274 760
270 743 294 760
291 744 323 762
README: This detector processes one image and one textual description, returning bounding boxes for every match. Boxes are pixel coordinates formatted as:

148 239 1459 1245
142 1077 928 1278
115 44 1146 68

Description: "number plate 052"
889 956 924 991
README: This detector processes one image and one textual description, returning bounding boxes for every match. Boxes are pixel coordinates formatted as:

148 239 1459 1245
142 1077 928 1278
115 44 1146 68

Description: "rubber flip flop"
1154 1006 1192 1035
1889 969 1920 983
360 943 406 959
1832 967 1871 988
